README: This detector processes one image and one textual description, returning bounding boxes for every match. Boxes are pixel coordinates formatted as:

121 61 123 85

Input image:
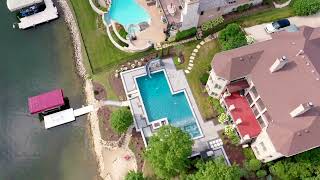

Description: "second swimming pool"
106 0 150 29
136 71 202 138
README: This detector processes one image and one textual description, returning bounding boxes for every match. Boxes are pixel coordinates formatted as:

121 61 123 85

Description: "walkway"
102 100 130 107
184 35 216 74
18 0 58 29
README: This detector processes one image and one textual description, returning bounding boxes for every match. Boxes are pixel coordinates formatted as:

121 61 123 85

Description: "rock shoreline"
55 0 105 178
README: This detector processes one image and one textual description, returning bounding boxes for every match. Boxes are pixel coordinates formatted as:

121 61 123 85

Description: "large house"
206 26 320 162
156 0 262 31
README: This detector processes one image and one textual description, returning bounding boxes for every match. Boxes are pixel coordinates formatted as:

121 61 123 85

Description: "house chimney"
236 118 242 125
270 56 288 73
290 102 313 118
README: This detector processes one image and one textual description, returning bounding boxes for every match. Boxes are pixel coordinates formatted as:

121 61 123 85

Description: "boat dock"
17 0 58 29
44 105 94 129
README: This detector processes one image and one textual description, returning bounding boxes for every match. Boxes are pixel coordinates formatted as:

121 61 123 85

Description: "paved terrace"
121 58 224 152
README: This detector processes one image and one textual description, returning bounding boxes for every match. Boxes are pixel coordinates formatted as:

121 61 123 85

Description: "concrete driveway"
244 12 320 42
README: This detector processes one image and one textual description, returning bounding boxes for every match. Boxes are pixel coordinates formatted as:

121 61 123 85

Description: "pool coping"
133 69 204 140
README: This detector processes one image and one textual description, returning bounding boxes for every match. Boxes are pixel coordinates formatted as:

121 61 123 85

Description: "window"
252 105 259 117
217 7 221 11
263 111 272 122
214 84 222 89
260 142 267 151
200 11 204 15
257 116 265 128
246 93 253 105
211 92 218 97
256 98 265 111
250 86 258 99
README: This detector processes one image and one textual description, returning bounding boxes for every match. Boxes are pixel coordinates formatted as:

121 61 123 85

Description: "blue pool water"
107 0 151 29
136 71 202 138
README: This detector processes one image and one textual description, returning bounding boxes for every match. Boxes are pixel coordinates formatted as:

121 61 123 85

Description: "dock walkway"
18 0 58 29
44 105 94 129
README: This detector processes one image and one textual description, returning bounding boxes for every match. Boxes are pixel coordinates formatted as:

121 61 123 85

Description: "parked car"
265 19 291 33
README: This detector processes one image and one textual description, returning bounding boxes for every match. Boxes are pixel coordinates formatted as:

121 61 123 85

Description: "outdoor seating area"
157 0 183 28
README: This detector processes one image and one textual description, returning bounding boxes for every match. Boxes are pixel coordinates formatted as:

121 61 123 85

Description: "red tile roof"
224 92 261 138
28 89 65 114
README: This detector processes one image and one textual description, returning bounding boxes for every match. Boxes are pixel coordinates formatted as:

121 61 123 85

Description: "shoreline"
55 0 105 178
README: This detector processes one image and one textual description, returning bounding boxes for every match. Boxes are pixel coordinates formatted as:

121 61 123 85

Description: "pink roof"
224 92 261 138
28 89 65 114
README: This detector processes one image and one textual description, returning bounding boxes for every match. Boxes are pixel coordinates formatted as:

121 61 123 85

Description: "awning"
28 89 65 114
226 80 250 93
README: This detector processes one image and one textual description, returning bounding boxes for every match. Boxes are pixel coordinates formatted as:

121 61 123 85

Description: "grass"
203 7 294 36
69 0 154 73
236 7 294 27
92 69 119 100
184 40 221 120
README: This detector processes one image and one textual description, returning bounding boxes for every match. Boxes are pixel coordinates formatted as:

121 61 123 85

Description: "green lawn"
69 0 152 73
236 7 294 27
184 40 221 120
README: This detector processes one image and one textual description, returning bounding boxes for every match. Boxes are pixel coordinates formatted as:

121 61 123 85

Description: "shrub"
218 112 229 124
125 171 145 180
209 97 224 115
292 0 320 16
218 23 247 50
200 72 209 85
236 4 251 13
245 159 262 172
110 107 133 134
256 170 267 178
175 27 197 41
224 125 240 144
201 16 224 31
243 148 256 160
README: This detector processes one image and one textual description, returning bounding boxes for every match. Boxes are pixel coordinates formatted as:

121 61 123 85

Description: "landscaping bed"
129 128 145 171
98 107 121 141
93 82 106 100
219 130 246 166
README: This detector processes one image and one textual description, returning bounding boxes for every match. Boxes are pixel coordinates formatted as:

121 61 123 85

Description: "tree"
293 0 320 16
110 107 133 134
125 170 145 180
187 158 242 180
144 125 193 179
256 170 267 178
245 159 262 172
218 23 247 50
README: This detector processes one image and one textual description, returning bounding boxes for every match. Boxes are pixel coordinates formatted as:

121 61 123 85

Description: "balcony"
223 92 261 139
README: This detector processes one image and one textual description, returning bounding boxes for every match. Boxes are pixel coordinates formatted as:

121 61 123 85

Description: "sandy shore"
55 0 105 178
56 0 137 179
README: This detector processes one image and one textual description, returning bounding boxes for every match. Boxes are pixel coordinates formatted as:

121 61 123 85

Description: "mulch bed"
129 128 145 171
223 4 272 22
98 107 121 141
108 74 126 101
219 130 246 166
93 82 106 101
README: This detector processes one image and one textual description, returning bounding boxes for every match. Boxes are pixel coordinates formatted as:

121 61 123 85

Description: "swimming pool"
106 0 151 29
136 71 202 138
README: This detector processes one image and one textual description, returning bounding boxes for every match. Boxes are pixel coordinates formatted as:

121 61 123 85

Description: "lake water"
0 2 98 179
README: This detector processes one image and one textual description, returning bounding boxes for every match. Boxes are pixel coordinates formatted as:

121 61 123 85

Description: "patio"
224 92 261 139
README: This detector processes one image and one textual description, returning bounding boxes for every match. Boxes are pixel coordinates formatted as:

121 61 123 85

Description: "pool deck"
135 0 166 43
121 58 224 153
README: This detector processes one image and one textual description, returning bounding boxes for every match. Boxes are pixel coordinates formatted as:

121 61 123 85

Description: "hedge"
292 0 320 16
175 27 197 41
